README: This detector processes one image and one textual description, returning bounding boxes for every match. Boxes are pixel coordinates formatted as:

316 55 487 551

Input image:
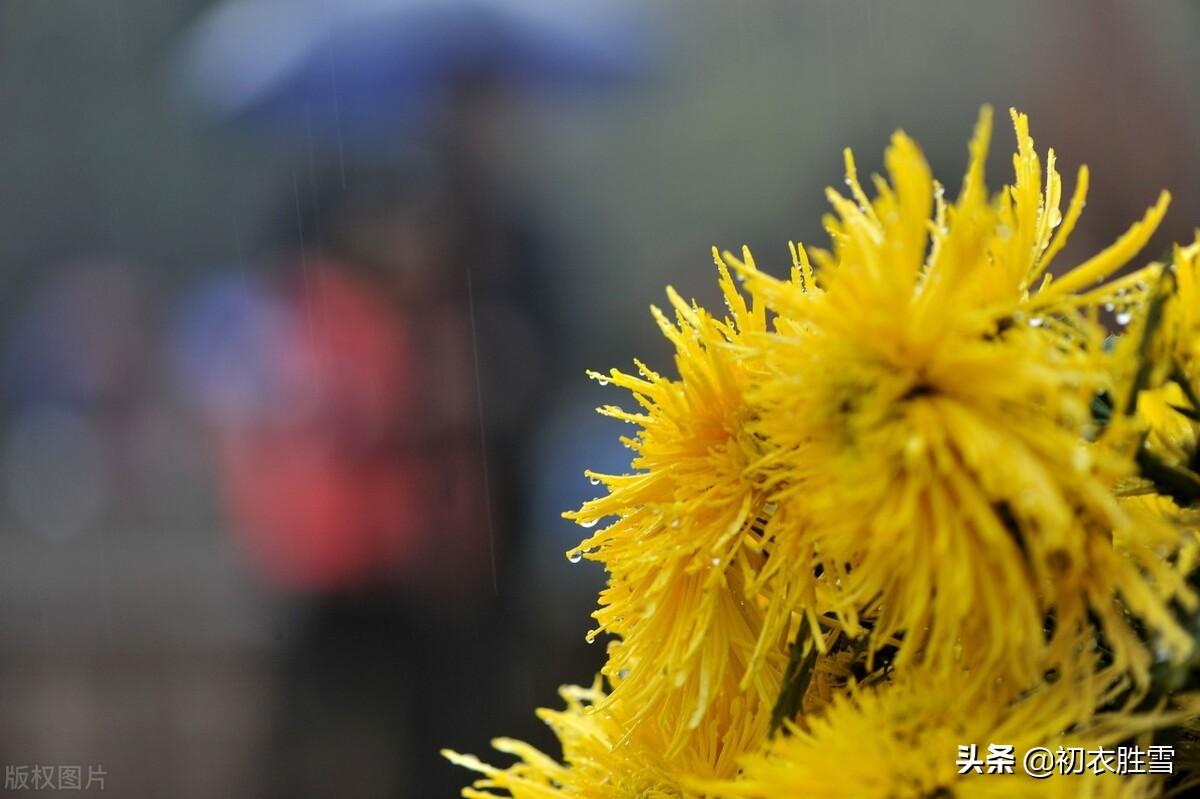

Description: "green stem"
769 616 820 736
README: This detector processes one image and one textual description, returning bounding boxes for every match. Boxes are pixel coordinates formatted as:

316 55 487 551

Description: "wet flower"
702 665 1169 799
744 108 1193 688
564 258 792 748
1122 239 1200 480
443 672 770 799
448 107 1200 799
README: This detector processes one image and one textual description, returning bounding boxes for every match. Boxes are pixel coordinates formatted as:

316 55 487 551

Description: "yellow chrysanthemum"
442 672 770 799
1126 239 1200 477
449 108 1200 799
1139 384 1197 469
1109 238 1200 600
564 259 795 747
701 666 1170 799
742 107 1194 688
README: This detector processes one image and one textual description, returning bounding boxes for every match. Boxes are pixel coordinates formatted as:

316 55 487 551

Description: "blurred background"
1 1 1199 796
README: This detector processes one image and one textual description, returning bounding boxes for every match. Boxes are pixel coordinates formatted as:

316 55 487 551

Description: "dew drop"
711 558 721 566
579 518 598 529
1103 302 1115 312
567 551 583 564
1115 311 1132 326
1028 317 1044 327
1072 448 1092 471
588 476 601 486
585 631 598 644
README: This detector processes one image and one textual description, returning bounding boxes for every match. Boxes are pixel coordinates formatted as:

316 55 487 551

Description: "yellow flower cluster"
702 664 1176 799
446 109 1200 797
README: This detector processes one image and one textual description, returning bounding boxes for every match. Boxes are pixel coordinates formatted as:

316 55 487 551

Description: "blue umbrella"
174 0 652 137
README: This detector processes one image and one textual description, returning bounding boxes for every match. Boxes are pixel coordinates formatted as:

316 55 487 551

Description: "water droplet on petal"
1116 311 1132 326
579 518 598 529
588 476 600 486
1072 448 1092 471
1029 317 1044 327
567 551 583 564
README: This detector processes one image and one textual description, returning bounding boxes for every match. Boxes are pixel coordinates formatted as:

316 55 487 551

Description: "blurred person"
176 152 567 797
172 4 650 793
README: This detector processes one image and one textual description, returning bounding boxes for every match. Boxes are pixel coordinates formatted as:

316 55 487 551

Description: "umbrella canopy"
174 0 652 136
